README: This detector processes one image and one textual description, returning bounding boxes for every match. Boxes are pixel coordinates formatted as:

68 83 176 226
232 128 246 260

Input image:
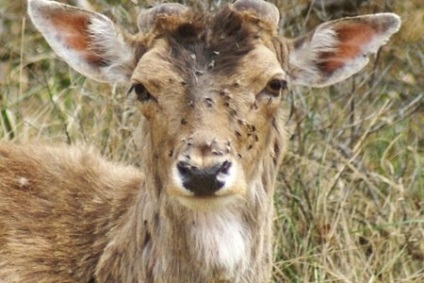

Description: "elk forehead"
133 41 286 103
132 9 286 89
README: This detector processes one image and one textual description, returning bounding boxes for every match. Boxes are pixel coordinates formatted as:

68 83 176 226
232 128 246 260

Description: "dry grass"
1 0 423 282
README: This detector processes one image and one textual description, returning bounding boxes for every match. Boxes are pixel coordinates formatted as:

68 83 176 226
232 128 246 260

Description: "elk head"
28 0 400 211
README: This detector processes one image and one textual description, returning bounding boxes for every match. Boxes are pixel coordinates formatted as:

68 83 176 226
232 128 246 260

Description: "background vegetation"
1 0 423 282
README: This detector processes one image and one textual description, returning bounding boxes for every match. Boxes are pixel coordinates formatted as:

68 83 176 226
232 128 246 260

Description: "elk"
0 0 400 282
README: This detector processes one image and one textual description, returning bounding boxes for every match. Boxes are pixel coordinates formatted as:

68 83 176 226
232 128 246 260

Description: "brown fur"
0 144 143 282
1 0 400 282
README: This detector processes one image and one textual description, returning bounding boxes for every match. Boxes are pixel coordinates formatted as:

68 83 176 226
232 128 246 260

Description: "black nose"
176 160 232 196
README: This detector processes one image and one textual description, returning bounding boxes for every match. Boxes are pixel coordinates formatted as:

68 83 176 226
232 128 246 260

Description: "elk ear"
28 0 136 83
288 13 401 87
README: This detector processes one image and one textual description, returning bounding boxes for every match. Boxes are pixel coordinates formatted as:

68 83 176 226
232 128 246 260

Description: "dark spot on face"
235 131 242 137
212 150 224 156
143 230 151 248
181 118 187 125
274 141 280 156
204 97 214 107
219 89 231 100
168 150 174 157
273 141 280 166
246 124 256 133
224 95 232 102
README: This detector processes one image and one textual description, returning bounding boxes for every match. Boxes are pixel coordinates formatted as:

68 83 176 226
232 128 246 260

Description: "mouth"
173 193 244 211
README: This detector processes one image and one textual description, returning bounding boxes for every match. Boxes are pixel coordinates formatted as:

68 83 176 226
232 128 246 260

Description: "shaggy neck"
142 176 275 283
96 132 281 282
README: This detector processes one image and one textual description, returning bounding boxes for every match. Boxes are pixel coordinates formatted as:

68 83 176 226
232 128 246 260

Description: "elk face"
132 36 288 209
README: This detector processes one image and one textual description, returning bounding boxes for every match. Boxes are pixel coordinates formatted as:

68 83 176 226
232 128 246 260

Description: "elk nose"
176 160 232 196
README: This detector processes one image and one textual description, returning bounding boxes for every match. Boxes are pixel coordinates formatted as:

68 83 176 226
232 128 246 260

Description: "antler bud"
138 3 189 32
233 0 280 27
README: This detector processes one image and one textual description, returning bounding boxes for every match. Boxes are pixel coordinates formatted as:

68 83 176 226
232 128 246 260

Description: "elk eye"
129 83 153 102
266 79 287 97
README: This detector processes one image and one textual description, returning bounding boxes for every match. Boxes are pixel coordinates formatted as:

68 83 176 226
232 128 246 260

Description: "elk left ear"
288 13 401 87
28 0 136 83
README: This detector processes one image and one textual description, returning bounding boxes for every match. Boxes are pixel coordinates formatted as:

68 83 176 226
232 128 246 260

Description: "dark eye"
266 79 288 96
129 83 153 102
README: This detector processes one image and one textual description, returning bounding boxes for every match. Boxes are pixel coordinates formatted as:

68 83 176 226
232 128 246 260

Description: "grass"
1 0 423 282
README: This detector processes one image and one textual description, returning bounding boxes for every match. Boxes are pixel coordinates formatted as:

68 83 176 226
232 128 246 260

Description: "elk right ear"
288 13 401 87
28 0 136 83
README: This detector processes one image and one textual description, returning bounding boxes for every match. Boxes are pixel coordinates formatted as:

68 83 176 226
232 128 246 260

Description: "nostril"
219 161 232 174
177 161 192 176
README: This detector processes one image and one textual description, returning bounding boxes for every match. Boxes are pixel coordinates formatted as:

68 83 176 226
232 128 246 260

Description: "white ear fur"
28 0 135 83
289 13 401 87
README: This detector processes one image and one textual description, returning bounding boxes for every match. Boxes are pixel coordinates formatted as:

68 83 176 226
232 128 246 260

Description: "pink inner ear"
51 12 105 66
319 23 376 74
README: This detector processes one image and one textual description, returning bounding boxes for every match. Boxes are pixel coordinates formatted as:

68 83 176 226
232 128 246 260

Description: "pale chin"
174 193 246 211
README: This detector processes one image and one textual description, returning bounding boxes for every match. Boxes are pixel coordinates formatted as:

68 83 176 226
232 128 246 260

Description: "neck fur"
97 138 279 282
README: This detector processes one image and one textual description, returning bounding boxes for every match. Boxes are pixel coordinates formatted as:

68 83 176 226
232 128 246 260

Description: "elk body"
0 0 400 282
